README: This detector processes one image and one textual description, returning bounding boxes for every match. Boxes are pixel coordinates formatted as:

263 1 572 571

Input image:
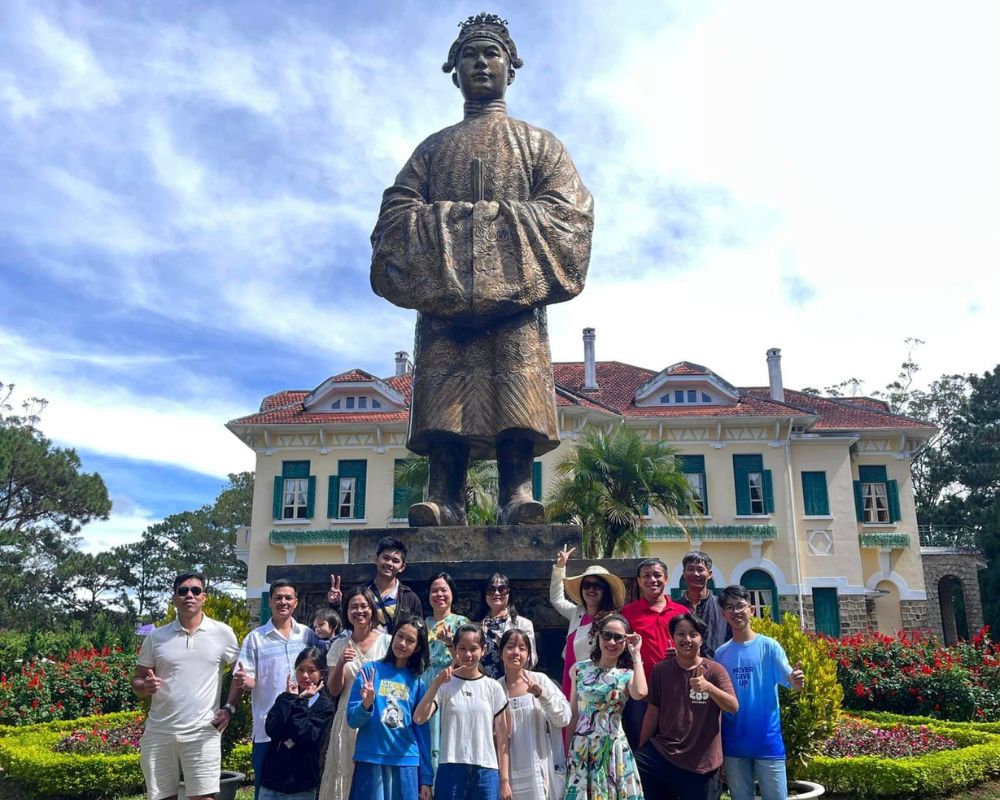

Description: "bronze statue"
371 13 593 526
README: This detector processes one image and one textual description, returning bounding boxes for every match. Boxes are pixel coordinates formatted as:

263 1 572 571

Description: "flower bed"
0 711 252 798
802 715 1000 798
0 646 140 725
821 717 956 759
53 713 145 756
826 626 1000 721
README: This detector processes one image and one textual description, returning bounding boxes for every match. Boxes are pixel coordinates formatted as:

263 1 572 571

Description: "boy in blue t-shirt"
714 585 804 800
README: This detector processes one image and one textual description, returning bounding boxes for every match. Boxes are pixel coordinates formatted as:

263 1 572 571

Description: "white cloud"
77 502 156 554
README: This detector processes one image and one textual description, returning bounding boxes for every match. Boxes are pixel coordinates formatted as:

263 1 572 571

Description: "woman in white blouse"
549 547 627 698
499 628 572 800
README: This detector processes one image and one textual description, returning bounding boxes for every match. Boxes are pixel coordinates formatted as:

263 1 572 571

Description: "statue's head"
442 13 523 102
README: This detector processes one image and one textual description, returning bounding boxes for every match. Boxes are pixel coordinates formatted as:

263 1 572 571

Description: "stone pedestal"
266 525 644 680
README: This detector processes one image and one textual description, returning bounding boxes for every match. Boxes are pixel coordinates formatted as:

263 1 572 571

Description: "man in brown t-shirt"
637 612 738 800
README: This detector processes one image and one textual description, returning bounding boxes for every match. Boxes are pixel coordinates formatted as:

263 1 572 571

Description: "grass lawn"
0 782 257 800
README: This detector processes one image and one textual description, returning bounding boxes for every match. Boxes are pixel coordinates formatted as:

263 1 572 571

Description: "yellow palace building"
226 330 983 641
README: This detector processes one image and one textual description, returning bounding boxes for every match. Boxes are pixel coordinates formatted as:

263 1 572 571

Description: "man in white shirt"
133 572 239 800
224 578 318 798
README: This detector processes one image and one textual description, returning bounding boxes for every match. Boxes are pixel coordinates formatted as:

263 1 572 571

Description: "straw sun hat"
563 566 627 610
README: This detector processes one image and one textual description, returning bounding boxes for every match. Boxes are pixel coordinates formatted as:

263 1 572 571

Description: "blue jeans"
724 756 788 800
252 741 268 799
350 761 420 800
434 763 499 800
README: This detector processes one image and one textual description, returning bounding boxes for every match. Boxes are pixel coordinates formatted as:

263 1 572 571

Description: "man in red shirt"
621 557 687 748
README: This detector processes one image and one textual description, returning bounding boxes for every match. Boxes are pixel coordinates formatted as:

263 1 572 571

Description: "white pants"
140 726 222 800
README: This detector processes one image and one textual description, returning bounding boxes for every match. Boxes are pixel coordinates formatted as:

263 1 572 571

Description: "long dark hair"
294 646 331 697
589 614 635 670
475 572 519 623
498 628 533 678
382 613 430 675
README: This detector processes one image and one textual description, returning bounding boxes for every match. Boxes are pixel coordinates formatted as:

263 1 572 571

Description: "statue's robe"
371 99 594 460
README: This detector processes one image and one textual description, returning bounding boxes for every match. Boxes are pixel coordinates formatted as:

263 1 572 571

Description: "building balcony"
918 525 982 555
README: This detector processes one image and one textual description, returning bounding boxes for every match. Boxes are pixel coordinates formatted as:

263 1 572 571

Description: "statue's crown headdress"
442 12 523 73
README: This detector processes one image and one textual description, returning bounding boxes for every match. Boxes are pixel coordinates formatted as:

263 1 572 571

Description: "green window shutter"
532 461 542 501
272 476 283 520
801 471 829 516
328 475 340 519
887 480 901 522
305 475 316 518
260 591 271 624
282 460 310 478
762 470 775 513
733 455 762 515
853 481 864 522
858 465 888 484
679 455 705 473
338 460 367 519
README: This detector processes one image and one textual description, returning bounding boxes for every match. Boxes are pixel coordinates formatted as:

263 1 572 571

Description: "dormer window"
329 395 384 412
658 390 714 405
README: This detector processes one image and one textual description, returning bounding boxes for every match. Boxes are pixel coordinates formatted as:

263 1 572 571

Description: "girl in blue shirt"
347 613 433 800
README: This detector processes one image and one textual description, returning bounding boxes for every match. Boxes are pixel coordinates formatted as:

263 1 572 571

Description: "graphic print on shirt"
731 664 754 688
377 678 410 729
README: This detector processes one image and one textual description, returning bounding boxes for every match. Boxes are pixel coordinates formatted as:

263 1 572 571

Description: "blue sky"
1 1 997 552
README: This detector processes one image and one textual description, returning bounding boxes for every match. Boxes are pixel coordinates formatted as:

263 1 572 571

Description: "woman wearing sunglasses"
475 573 536 679
565 614 646 800
550 546 626 699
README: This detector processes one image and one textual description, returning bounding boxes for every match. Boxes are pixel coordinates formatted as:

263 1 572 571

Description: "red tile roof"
331 369 378 382
229 363 935 433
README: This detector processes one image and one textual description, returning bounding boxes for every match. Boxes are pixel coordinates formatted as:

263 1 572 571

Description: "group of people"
133 537 804 800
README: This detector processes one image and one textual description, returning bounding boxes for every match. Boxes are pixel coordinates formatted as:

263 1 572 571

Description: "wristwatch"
222 703 237 715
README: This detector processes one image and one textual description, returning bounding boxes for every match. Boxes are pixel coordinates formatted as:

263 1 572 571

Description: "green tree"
393 457 499 524
109 531 175 619
58 550 121 624
547 427 693 558
0 383 111 624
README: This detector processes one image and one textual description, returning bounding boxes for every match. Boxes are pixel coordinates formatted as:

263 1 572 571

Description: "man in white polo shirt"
133 571 239 800
224 578 318 798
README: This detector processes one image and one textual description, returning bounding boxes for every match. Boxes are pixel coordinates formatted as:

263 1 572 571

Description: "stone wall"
899 599 930 633
838 596 868 635
921 551 985 643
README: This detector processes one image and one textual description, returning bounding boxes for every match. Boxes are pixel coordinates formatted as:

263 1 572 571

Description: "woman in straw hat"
550 546 627 699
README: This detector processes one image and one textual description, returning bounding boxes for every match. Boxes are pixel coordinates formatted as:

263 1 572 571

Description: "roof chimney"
394 351 412 376
766 347 784 402
583 327 598 390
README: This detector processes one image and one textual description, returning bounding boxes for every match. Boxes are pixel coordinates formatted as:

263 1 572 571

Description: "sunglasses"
486 585 510 596
600 631 626 643
176 586 204 597
580 580 605 591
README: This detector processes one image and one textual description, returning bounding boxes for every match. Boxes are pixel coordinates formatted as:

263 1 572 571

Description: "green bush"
0 712 144 798
752 611 843 779
852 709 1000 736
803 718 1000 798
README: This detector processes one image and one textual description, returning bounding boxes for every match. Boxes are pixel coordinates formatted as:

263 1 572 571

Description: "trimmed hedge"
852 709 1000 736
0 713 253 798
802 715 1000 798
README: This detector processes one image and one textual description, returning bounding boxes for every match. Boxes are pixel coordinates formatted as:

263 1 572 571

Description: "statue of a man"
371 13 593 526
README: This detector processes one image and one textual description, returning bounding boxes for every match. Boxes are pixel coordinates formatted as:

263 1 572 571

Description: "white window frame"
862 481 890 523
686 472 707 514
748 471 766 515
282 478 308 520
748 588 774 618
338 477 356 518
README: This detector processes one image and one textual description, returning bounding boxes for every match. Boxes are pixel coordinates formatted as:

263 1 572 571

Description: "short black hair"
682 551 713 571
636 558 667 578
718 584 751 608
313 607 341 630
453 623 486 650
173 572 206 593
383 613 430 674
376 536 407 562
498 628 533 673
669 611 708 638
269 578 297 596
293 646 330 695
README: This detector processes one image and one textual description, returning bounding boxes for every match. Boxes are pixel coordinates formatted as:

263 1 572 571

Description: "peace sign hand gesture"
555 545 576 568
327 574 343 606
360 665 376 710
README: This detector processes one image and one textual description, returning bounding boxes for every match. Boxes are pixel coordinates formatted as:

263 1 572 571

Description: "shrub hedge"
0 712 252 798
802 715 1000 798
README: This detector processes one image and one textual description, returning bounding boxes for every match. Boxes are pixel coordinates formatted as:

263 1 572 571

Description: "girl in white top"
319 586 391 800
549 547 627 699
499 628 572 800
414 624 512 800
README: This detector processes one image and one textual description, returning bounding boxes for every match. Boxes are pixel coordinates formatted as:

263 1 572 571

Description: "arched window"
741 569 779 621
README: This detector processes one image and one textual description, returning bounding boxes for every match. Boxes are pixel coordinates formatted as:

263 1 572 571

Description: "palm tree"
547 426 694 558
393 456 500 525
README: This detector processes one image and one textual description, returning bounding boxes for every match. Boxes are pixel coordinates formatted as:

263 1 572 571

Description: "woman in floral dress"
565 614 647 800
422 572 469 772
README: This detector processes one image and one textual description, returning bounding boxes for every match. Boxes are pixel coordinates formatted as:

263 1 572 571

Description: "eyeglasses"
723 603 751 613
580 580 605 591
176 586 204 597
486 585 510 596
600 631 626 643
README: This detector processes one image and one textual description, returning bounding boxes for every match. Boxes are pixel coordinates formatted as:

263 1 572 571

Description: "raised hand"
555 544 576 568
286 673 299 695
361 665 376 709
342 641 357 664
327 574 343 606
232 661 254 691
790 660 805 691
523 672 543 698
689 673 710 693
625 632 643 657
142 668 162 695
434 661 456 687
